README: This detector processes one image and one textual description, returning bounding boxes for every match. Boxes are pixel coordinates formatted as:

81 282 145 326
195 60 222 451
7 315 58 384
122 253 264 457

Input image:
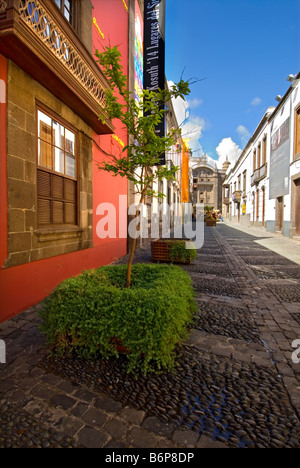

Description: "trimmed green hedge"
39 264 197 375
168 241 197 264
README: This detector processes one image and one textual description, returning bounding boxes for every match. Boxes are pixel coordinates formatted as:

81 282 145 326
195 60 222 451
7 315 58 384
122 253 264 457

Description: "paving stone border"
0 224 300 448
214 226 300 416
193 300 263 344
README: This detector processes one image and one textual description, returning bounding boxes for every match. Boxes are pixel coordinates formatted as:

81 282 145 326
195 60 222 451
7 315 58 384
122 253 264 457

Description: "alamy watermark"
0 339 6 364
292 339 300 365
96 196 205 249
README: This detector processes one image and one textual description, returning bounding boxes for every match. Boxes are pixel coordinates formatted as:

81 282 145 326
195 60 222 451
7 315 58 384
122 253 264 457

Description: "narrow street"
0 223 300 449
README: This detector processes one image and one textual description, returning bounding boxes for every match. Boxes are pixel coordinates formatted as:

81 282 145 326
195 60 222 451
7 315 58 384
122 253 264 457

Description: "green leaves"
39 265 196 376
94 46 191 199
168 241 198 263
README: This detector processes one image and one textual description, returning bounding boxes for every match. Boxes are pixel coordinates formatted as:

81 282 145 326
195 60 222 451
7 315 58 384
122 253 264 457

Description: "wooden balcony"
232 190 242 202
0 0 113 134
251 163 267 186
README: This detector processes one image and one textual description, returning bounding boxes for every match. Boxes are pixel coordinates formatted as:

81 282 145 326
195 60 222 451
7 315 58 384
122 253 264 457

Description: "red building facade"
0 0 141 322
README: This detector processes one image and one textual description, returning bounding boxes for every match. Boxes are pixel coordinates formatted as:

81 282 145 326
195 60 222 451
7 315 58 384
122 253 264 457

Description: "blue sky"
165 0 300 165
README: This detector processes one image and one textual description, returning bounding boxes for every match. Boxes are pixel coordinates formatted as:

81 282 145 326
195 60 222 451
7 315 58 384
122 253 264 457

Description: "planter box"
151 239 192 264
206 220 216 226
110 337 130 355
39 264 197 375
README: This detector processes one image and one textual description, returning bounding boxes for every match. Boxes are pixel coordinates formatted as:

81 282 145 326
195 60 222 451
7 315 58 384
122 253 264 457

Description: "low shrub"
39 264 197 375
168 241 197 264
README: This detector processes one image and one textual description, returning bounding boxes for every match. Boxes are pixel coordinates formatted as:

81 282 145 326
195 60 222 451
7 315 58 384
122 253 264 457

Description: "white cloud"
216 137 242 168
168 81 206 154
187 97 203 109
251 97 262 106
236 124 251 146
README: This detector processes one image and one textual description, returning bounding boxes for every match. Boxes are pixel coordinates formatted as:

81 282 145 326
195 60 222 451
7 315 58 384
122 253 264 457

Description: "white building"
224 72 300 239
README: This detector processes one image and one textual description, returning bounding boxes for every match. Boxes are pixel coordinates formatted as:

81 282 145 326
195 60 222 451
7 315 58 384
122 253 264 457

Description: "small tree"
95 46 191 288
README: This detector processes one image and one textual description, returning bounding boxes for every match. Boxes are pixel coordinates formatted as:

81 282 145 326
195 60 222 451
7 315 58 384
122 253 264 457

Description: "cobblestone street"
0 223 300 448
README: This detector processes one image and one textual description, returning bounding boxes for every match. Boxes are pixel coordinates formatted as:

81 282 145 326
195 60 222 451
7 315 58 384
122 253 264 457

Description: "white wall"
224 75 300 238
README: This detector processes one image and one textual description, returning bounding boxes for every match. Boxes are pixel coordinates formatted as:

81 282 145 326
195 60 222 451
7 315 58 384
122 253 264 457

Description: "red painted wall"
0 2 130 322
0 241 127 323
92 0 129 249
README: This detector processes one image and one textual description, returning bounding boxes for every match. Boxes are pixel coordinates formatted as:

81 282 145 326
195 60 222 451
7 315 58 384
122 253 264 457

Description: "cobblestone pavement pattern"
0 224 300 448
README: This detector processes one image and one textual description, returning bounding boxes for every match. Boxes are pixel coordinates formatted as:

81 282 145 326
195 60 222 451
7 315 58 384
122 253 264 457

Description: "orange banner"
181 139 190 203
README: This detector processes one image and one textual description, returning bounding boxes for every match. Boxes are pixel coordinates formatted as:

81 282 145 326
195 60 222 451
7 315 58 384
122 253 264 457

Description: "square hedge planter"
206 220 217 226
151 239 196 265
38 264 197 375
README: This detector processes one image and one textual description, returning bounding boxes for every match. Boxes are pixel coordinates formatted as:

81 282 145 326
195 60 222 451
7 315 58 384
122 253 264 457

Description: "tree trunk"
126 189 147 288
125 208 140 288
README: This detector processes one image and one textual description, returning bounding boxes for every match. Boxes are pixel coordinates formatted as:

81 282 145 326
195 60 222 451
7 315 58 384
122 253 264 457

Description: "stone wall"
5 61 94 268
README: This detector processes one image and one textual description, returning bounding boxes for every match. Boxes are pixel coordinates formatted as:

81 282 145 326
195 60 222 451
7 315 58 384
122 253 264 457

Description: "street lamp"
287 74 296 82
275 95 282 102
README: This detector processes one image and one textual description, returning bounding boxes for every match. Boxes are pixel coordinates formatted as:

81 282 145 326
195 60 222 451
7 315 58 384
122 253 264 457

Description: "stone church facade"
190 156 229 211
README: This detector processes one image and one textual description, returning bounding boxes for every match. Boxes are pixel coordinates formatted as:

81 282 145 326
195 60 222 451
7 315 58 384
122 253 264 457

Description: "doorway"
295 179 300 236
262 188 265 227
256 190 259 223
276 196 284 232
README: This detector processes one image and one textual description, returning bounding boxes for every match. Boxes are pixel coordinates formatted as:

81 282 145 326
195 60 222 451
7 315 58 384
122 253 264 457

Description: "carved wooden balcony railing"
0 0 113 134
251 163 267 186
232 190 242 202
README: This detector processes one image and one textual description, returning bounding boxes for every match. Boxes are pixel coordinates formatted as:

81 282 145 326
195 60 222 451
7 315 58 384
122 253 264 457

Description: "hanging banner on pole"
182 139 190 203
144 0 166 165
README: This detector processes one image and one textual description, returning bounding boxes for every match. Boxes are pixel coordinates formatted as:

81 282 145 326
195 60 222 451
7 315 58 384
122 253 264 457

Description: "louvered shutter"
64 179 77 225
52 174 64 200
37 169 51 225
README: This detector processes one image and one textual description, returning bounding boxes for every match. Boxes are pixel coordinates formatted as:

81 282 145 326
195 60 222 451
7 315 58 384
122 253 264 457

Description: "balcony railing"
232 190 242 202
197 180 214 186
251 163 267 186
0 0 113 134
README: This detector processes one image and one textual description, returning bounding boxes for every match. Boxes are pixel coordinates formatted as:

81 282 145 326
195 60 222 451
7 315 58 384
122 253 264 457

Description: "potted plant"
151 239 197 264
39 264 197 376
204 206 217 226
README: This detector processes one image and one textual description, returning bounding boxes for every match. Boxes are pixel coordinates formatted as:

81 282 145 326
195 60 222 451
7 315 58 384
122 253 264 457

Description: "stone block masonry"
4 61 94 268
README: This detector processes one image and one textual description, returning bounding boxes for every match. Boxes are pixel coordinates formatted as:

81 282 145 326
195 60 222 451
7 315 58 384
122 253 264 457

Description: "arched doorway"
262 187 265 227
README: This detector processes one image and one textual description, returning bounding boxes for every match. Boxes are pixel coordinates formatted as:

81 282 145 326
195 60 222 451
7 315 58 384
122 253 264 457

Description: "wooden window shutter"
64 179 76 202
64 179 77 225
65 203 77 225
38 199 51 225
37 169 77 226
52 174 64 200
257 143 261 168
262 136 267 165
52 201 64 224
37 169 51 225
37 108 78 227
37 169 51 197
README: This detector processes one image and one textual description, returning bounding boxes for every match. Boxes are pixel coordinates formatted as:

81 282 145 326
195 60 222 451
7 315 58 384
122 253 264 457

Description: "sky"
165 0 300 167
